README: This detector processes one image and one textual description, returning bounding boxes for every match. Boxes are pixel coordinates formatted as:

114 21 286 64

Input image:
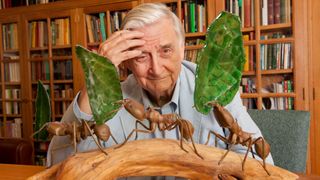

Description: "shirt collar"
139 73 181 112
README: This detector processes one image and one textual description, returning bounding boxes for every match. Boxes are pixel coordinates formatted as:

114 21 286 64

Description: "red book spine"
274 0 281 24
268 0 274 24
244 0 251 27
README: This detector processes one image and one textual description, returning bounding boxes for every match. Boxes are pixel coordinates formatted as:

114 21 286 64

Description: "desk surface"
0 163 319 180
0 164 45 180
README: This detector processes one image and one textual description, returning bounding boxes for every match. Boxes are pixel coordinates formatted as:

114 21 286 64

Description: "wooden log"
28 139 298 179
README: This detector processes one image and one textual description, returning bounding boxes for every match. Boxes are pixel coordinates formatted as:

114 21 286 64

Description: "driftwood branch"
29 139 298 179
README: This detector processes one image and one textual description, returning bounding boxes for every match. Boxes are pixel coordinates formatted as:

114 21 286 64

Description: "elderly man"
47 2 273 173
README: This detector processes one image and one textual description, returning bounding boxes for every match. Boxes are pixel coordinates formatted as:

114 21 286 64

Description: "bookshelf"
0 15 23 139
212 0 307 111
23 9 75 165
82 1 138 81
0 0 63 9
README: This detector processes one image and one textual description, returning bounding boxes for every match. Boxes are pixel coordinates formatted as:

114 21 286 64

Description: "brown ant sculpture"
115 98 203 159
32 119 118 156
205 102 270 175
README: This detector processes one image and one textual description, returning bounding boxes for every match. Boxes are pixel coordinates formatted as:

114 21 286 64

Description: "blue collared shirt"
47 60 274 170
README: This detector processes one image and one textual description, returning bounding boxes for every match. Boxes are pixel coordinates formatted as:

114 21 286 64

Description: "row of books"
270 79 293 110
240 78 294 110
243 33 255 71
184 49 199 63
51 18 70 46
240 77 255 93
53 87 73 99
185 38 204 46
225 0 255 28
53 60 72 80
54 100 71 115
28 18 70 48
242 98 257 109
5 88 21 115
2 23 19 50
260 42 292 70
4 62 20 82
32 84 73 99
85 13 107 44
182 1 207 33
110 11 127 33
29 21 48 48
31 61 49 80
261 0 291 25
0 118 22 138
31 60 72 81
0 0 62 9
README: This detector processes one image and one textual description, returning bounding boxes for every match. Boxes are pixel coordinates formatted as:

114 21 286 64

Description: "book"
189 1 196 33
243 34 250 71
274 0 281 24
261 0 268 25
267 0 274 24
244 0 251 27
99 12 107 41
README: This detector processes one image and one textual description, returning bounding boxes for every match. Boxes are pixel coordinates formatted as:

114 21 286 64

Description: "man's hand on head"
98 30 145 67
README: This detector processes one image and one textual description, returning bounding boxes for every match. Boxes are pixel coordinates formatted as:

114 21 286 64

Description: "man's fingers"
105 50 142 67
99 30 144 52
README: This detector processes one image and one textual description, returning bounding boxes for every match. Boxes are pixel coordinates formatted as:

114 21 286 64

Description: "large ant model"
32 119 118 156
205 102 270 175
116 98 203 159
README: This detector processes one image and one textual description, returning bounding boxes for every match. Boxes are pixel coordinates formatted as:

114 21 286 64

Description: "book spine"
274 0 281 24
244 0 251 27
189 2 196 33
267 0 274 24
99 12 107 41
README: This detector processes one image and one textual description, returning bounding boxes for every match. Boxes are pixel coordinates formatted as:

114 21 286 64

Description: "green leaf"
194 12 245 114
76 45 123 125
35 80 51 141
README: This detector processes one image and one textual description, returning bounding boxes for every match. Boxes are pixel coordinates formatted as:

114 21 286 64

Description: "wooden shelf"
185 32 206 38
259 37 294 44
260 23 292 31
261 69 293 75
29 47 49 51
185 44 203 50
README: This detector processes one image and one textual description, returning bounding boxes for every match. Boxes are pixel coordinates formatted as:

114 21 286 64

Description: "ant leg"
251 137 270 176
30 122 49 138
217 134 236 165
115 128 155 149
73 121 77 154
218 144 233 165
204 131 220 147
184 121 203 159
134 120 151 140
110 133 118 144
240 137 253 171
83 121 108 156
206 131 229 146
250 147 256 159
177 122 189 153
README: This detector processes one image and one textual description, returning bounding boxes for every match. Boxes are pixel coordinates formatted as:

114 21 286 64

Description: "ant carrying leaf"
194 12 270 175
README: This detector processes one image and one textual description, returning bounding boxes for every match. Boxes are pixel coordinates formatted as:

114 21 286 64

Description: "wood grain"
29 139 298 179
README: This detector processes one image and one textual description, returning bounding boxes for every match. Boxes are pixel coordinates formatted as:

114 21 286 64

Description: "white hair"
121 3 185 45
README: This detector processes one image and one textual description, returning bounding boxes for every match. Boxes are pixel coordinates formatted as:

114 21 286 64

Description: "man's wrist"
73 92 93 121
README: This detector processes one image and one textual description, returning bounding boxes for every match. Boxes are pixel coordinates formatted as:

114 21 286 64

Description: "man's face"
127 18 184 99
